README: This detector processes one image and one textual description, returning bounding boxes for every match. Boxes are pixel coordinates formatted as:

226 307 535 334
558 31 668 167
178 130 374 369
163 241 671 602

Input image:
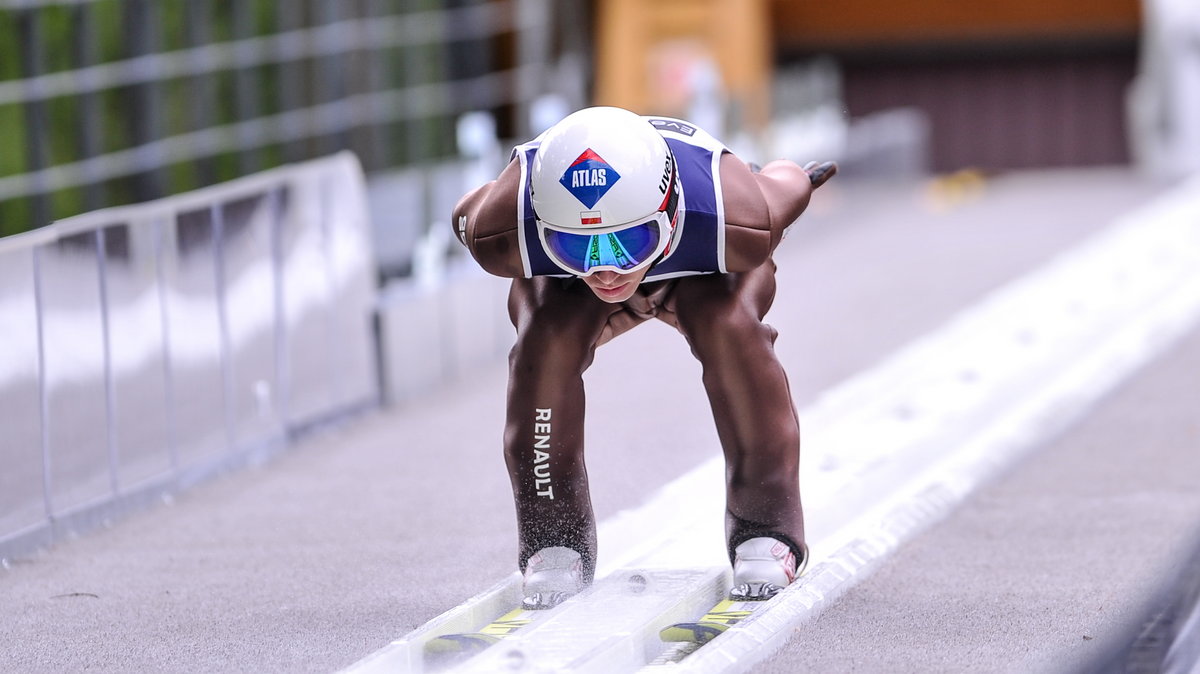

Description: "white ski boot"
729 537 806 601
521 546 585 610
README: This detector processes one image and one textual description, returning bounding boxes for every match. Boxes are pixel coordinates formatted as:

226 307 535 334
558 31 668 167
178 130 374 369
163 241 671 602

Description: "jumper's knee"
509 313 601 379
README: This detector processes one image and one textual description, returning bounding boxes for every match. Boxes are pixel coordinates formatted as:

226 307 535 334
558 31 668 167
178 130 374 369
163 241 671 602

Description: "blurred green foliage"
0 0 461 237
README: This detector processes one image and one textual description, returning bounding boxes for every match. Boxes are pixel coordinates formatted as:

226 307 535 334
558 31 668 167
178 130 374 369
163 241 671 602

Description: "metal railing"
0 0 588 563
0 151 378 562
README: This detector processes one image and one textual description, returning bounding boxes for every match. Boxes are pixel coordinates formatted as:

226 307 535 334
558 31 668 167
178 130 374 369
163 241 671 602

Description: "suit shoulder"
453 160 524 277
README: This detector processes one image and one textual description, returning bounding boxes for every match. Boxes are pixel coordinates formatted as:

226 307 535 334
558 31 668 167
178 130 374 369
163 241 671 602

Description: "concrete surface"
0 167 1185 673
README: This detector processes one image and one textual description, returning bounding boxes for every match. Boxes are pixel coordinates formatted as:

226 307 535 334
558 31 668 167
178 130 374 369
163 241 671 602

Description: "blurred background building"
1 0 1195 272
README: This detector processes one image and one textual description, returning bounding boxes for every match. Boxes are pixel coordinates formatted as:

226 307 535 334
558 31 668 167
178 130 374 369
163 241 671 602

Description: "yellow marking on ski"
696 600 753 625
477 608 533 636
659 599 762 644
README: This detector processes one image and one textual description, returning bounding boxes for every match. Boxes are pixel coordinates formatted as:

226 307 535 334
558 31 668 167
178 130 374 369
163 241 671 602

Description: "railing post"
211 203 236 454
32 246 52 522
96 227 119 497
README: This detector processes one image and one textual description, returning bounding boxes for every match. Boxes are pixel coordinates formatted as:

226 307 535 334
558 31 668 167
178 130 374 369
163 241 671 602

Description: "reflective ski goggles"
537 210 674 276
537 161 680 277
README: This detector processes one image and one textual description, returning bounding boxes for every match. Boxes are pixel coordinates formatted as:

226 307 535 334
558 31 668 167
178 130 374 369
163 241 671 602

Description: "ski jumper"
462 116 807 582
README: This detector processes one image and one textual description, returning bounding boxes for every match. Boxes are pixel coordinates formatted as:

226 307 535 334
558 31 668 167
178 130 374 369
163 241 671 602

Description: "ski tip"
659 621 730 645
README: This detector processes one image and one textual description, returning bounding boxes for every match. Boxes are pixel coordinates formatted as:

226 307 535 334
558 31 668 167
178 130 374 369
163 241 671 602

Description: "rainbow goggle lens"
537 212 672 276
536 168 679 277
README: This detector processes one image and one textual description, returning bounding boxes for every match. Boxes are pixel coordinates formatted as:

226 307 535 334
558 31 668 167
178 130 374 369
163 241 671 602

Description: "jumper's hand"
803 161 838 188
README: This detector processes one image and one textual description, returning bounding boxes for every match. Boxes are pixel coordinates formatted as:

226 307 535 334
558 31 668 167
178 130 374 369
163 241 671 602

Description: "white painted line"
342 173 1200 673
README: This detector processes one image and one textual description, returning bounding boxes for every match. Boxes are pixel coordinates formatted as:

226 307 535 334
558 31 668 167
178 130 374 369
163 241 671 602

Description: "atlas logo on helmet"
559 149 621 210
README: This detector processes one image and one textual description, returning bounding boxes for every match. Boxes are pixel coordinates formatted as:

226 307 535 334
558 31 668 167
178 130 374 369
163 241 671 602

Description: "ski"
423 606 548 665
660 540 809 648
659 597 763 645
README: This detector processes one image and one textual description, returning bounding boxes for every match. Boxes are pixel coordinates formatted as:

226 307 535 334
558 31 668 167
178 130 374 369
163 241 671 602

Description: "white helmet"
530 106 680 276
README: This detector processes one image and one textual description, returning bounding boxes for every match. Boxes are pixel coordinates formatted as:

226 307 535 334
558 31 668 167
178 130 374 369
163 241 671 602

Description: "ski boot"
521 546 585 610
729 537 807 601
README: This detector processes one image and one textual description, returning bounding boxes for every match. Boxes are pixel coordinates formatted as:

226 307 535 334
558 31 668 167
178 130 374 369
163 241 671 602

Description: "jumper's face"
582 267 649 303
534 142 680 297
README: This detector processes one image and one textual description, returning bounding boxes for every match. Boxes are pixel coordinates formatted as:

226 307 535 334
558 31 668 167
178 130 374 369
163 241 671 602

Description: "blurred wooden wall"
770 0 1143 171
593 0 773 131
771 0 1140 50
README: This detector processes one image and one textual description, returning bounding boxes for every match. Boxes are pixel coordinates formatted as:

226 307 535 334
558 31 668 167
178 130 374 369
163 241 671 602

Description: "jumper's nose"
590 270 622 286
